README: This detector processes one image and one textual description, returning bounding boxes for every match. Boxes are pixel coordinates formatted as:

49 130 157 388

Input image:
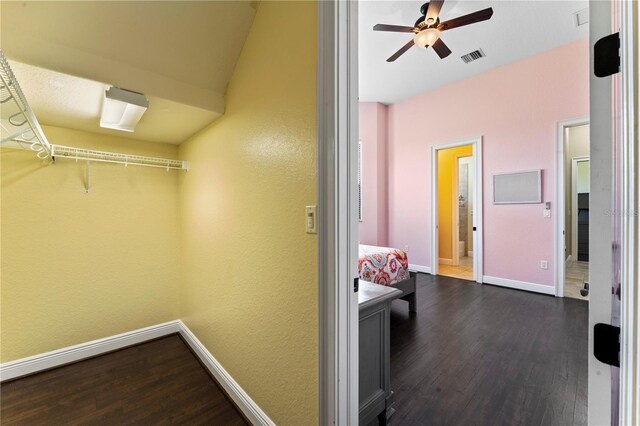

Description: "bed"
358 244 417 312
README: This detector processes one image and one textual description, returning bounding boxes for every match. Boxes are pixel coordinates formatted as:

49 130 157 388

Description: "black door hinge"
594 323 620 367
473 226 477 231
594 32 620 78
354 278 359 293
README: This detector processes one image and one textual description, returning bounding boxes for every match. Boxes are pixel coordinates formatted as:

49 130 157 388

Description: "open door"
588 0 624 424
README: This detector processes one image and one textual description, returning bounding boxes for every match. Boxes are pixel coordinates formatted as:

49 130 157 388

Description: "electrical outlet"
540 260 548 270
404 245 409 252
544 209 551 218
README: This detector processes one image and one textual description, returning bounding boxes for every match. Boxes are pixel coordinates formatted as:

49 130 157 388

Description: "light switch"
544 209 551 218
306 205 317 234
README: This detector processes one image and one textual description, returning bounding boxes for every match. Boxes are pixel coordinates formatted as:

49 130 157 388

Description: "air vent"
461 49 486 64
574 8 589 26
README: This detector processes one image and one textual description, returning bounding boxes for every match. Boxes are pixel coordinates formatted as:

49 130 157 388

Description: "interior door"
588 0 622 424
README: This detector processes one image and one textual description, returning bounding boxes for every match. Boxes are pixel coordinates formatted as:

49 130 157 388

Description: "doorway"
431 138 483 282
319 0 639 423
436 146 474 280
556 120 590 300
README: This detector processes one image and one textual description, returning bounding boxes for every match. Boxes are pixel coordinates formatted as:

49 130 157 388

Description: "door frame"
317 1 359 425
571 156 590 261
618 0 638 422
319 0 639 423
430 137 483 282
554 117 589 298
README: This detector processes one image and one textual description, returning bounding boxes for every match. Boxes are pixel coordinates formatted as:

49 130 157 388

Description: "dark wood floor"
389 273 588 426
1 335 247 425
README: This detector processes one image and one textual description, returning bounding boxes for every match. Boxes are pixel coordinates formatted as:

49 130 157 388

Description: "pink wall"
359 102 388 246
380 39 588 286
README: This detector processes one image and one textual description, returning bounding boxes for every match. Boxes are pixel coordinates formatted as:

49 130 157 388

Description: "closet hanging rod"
51 144 188 171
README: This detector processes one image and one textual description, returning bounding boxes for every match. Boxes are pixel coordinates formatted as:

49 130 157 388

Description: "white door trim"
317 0 359 424
431 137 483 282
618 0 639 423
571 156 590 262
452 156 460 266
554 117 589 298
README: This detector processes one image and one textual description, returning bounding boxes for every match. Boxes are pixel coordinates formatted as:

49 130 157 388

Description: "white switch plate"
305 205 317 234
540 260 548 269
544 209 551 218
404 245 409 252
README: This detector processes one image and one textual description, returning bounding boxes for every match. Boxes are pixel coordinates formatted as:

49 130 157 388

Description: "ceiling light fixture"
414 28 440 49
100 87 148 132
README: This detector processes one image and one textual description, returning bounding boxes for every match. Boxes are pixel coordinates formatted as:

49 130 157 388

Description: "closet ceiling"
0 1 258 144
360 1 589 104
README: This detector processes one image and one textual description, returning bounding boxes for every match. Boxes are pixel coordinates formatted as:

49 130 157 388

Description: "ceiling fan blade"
432 38 452 59
438 7 493 31
387 39 415 62
373 24 415 33
425 0 445 24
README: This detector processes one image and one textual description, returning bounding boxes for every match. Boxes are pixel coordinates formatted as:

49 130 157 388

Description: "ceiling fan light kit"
414 28 440 49
373 1 494 62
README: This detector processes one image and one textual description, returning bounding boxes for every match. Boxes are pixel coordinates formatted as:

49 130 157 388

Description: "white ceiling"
1 1 257 144
9 60 219 145
359 1 589 104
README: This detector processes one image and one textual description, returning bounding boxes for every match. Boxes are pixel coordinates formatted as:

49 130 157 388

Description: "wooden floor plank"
0 335 247 425
389 273 588 426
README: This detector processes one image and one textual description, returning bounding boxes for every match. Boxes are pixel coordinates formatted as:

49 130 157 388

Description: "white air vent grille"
461 49 486 63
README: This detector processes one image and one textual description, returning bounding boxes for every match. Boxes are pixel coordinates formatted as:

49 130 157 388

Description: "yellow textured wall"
1 125 180 362
178 1 317 424
437 145 473 261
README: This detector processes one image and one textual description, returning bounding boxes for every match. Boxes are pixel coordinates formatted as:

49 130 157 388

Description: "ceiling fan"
373 1 494 62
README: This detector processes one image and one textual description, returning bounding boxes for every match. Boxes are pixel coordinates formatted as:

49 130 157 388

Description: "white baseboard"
565 255 573 264
0 320 181 382
439 258 453 266
467 250 474 257
409 264 431 274
482 275 555 296
0 320 274 426
177 321 275 426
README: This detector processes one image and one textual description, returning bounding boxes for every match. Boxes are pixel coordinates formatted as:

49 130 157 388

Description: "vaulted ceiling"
1 1 258 144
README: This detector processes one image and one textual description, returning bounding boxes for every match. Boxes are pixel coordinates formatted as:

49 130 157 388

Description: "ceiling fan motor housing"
416 3 439 28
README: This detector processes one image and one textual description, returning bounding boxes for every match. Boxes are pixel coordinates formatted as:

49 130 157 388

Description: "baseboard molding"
177 321 275 426
0 320 274 425
482 275 555 296
409 264 431 274
0 320 181 382
468 250 474 257
565 255 573 264
439 258 453 266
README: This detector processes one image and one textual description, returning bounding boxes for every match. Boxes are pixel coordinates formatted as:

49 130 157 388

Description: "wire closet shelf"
0 49 188 171
0 50 52 160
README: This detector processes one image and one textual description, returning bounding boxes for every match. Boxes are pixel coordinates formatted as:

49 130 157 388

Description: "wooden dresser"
358 281 402 425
